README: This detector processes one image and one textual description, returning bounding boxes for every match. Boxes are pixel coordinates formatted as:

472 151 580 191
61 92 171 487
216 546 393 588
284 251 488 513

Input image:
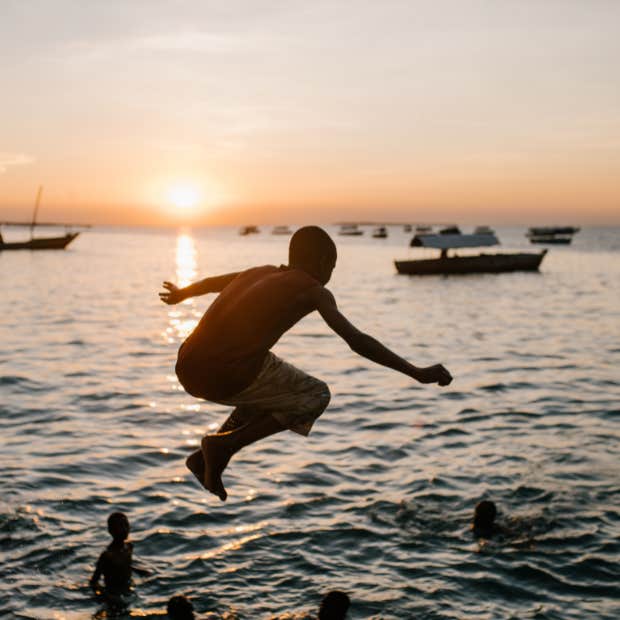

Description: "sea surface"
1 225 619 619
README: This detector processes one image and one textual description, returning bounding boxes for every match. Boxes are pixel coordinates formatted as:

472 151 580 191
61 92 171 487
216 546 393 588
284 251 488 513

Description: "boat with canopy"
395 227 547 275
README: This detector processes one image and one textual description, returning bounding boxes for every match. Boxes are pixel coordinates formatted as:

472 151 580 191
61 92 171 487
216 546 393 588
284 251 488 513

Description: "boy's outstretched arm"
159 272 239 304
312 287 452 386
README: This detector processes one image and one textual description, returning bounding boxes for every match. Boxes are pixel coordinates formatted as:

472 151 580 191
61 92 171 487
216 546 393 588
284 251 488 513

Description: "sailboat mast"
31 185 43 239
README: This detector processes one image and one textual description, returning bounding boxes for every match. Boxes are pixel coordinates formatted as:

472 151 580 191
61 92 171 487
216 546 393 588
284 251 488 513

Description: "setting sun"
168 184 201 210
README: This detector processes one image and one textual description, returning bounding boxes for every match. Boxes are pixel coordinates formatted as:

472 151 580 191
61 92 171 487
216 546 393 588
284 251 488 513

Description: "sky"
1 0 619 226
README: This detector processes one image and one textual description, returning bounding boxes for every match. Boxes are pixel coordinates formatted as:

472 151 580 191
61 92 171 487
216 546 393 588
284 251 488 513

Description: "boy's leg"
185 407 249 487
187 412 286 501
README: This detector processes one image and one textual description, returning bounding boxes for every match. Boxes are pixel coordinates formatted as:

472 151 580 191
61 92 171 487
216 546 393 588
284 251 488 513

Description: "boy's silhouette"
90 512 133 594
160 226 452 500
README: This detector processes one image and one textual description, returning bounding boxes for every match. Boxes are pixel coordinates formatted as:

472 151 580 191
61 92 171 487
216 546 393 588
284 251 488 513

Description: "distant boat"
474 225 494 234
271 225 292 235
0 186 81 251
338 224 364 236
395 228 547 275
372 226 388 239
403 224 412 232
239 225 260 236
415 225 433 233
526 226 579 245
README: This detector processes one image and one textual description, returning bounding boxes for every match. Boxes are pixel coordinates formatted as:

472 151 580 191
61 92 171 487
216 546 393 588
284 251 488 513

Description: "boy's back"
176 264 320 400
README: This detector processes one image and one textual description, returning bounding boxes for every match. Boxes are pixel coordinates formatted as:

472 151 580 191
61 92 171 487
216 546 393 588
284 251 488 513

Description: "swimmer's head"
319 590 350 620
167 595 194 620
107 512 130 542
289 226 337 285
473 500 497 531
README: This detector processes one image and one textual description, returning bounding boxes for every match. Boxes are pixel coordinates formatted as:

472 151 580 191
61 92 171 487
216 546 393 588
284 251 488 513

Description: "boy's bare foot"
200 435 232 501
185 450 205 488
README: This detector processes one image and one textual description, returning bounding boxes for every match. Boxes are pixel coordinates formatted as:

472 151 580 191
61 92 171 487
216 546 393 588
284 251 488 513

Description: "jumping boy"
160 226 452 501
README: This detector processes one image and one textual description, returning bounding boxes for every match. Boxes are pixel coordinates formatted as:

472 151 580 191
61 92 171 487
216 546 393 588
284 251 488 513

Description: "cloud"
0 152 35 173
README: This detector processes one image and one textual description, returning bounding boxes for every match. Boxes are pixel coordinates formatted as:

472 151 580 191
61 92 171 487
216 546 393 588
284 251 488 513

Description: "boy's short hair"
289 226 336 267
107 512 130 540
319 590 350 620
167 595 194 619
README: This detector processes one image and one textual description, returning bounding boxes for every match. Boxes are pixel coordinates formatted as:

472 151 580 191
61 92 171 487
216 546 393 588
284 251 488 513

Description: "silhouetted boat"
403 224 412 232
1 233 79 251
526 226 579 244
372 226 388 238
0 186 81 251
395 227 547 275
338 224 364 236
239 225 260 236
271 225 292 235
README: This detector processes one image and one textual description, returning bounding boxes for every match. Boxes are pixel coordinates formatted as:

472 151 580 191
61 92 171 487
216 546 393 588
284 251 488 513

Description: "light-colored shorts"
215 352 331 436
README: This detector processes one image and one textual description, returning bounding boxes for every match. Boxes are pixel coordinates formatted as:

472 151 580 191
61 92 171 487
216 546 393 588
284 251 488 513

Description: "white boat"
271 225 292 235
338 224 364 236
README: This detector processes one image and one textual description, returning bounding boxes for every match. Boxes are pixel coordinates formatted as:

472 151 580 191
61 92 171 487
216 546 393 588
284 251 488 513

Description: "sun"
167 184 201 210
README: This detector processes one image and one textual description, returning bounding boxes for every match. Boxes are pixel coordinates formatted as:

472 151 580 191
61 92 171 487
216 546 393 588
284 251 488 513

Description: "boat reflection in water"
395 226 547 275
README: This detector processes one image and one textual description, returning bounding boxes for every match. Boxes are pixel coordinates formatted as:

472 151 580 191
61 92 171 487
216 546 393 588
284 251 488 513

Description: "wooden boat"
526 226 579 245
372 226 388 239
395 227 547 275
239 225 260 236
338 224 364 236
1 232 79 251
0 186 81 251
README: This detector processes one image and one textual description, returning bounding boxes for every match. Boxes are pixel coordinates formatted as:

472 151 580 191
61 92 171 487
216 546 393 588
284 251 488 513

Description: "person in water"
90 512 133 595
167 595 195 619
318 590 350 619
472 500 502 538
160 226 452 501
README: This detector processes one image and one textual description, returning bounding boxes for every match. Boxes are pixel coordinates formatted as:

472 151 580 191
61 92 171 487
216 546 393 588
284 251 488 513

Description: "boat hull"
394 251 547 275
528 236 571 245
0 233 79 251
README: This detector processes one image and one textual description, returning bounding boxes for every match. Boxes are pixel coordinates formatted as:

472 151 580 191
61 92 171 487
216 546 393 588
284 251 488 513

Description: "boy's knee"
316 382 331 413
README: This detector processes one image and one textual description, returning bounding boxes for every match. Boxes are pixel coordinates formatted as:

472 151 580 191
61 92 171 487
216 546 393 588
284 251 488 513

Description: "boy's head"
473 500 497 531
289 226 337 285
107 512 130 542
319 590 350 620
167 595 194 620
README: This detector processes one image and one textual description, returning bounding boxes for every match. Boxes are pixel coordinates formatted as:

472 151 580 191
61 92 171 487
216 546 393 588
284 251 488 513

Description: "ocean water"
1 225 619 619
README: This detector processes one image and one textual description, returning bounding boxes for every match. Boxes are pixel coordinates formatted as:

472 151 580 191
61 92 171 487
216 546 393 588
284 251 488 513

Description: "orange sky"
1 1 619 226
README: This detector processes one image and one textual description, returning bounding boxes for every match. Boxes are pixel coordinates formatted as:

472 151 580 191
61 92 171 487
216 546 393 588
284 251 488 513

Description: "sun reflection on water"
166 231 200 341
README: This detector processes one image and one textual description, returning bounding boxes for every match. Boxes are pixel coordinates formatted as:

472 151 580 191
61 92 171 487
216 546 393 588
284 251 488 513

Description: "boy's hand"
413 364 452 386
159 281 185 304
